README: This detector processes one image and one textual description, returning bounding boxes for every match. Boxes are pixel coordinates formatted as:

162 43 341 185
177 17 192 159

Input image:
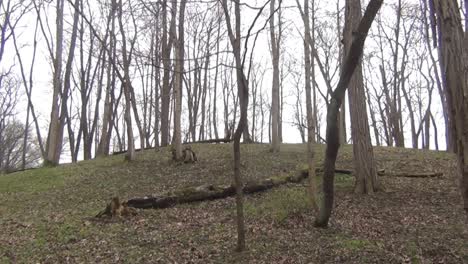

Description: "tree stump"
95 197 137 218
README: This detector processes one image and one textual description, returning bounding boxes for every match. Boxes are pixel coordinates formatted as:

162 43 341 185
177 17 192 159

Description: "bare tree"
117 0 136 161
0 74 19 172
420 0 451 151
429 0 468 217
172 0 187 160
296 0 319 211
219 0 272 251
8 5 46 162
0 120 41 173
220 0 247 251
97 0 118 157
0 0 42 170
315 0 382 228
43 0 65 165
344 0 379 194
269 0 281 152
160 0 177 147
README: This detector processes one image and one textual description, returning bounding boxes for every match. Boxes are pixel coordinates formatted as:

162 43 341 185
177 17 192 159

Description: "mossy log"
187 138 232 144
126 170 309 209
106 168 443 212
383 172 443 178
124 167 440 211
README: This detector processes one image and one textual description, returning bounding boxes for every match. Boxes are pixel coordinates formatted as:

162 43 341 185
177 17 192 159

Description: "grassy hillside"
0 144 466 263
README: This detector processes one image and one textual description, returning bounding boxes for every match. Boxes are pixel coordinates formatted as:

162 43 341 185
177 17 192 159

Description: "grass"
245 186 311 223
0 143 466 263
0 167 65 193
336 235 372 252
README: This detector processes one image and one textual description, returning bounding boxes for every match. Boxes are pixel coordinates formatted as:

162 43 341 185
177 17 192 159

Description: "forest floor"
0 143 467 263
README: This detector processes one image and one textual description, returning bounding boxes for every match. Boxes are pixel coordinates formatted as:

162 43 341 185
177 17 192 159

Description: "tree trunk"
172 0 186 160
221 0 250 251
420 0 451 152
10 17 45 159
297 0 319 212
44 0 65 166
431 0 468 217
344 0 379 194
118 0 135 161
269 0 280 152
160 0 176 147
212 10 221 140
97 5 116 157
315 0 382 228
57 0 81 164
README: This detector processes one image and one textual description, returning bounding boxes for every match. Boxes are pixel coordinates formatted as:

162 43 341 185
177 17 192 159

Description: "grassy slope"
0 144 466 263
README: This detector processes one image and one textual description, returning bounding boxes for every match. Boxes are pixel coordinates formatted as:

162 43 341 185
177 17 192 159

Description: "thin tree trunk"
118 0 135 161
160 0 176 147
172 0 186 160
337 1 347 145
212 11 221 140
221 0 251 251
269 0 280 152
297 0 319 211
315 0 382 227
10 18 45 159
97 9 116 157
45 0 65 166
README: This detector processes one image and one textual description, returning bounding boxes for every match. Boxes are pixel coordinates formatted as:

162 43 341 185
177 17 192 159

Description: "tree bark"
118 0 135 161
97 3 117 157
160 0 176 147
315 0 382 228
269 0 281 152
296 0 319 212
430 0 468 217
44 0 65 166
344 0 379 194
220 0 253 251
172 0 186 160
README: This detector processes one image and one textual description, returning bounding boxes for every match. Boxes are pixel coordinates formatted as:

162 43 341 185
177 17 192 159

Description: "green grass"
406 241 422 264
337 236 372 251
0 167 65 193
245 186 311 223
335 173 354 189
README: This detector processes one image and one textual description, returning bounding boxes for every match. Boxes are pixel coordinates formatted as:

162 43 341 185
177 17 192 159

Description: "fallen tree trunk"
120 167 441 211
186 138 232 144
112 146 154 155
126 170 309 209
382 172 443 178
316 168 385 175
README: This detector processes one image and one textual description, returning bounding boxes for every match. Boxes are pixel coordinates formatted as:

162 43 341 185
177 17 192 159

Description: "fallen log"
383 172 443 178
126 170 309 209
124 168 395 210
315 168 385 175
186 138 232 144
112 146 155 155
121 167 440 211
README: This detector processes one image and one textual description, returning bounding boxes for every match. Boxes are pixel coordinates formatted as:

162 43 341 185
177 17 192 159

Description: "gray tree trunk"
315 0 382 228
172 0 186 160
269 0 281 152
431 0 468 217
344 0 379 194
